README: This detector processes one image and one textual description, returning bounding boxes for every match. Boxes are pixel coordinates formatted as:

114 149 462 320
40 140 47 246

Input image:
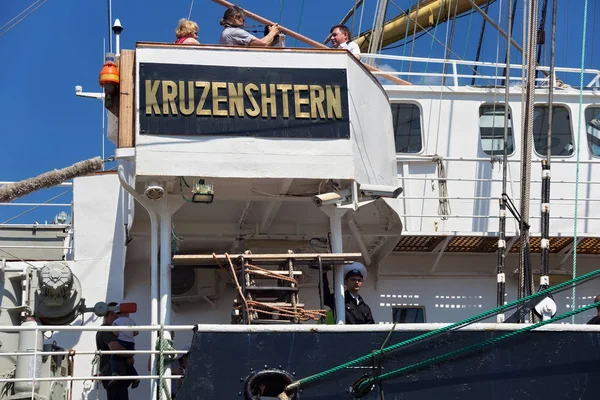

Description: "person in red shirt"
175 19 200 45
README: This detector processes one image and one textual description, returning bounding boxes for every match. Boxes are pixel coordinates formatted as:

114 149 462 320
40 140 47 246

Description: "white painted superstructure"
1 46 600 400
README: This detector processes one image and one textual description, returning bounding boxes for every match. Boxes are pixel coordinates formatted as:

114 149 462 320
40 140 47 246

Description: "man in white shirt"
330 25 361 60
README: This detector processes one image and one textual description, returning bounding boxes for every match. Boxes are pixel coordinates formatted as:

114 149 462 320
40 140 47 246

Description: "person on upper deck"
219 5 280 47
586 294 600 324
323 263 374 324
330 24 361 60
175 18 200 45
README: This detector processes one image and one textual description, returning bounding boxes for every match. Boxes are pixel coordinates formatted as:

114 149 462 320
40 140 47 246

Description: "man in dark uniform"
323 266 375 324
587 295 600 324
96 302 135 400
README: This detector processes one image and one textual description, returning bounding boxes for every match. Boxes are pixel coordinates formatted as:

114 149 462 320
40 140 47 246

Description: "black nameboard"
138 63 350 139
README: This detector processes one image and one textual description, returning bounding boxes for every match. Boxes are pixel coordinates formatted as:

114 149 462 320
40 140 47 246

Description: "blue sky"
0 0 598 224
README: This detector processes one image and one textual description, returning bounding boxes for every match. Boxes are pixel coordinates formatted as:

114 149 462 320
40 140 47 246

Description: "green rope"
359 300 600 391
292 0 306 47
400 2 414 73
156 326 176 400
279 0 285 24
423 0 444 77
292 268 600 389
462 8 474 62
571 0 589 323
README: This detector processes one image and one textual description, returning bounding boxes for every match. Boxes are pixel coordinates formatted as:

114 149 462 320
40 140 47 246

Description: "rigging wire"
279 0 285 23
591 0 596 68
293 0 306 47
1 189 73 224
496 0 513 321
423 0 445 74
0 0 41 32
407 0 421 81
462 5 475 61
535 0 550 80
187 0 195 19
357 0 366 37
441 0 460 85
471 0 492 85
383 28 431 50
0 0 48 38
399 0 413 72
572 0 590 322
501 0 518 86
385 0 497 86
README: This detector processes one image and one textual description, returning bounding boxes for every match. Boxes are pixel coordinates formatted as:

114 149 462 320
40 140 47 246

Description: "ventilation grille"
394 236 445 252
510 237 573 254
171 268 196 296
446 236 499 253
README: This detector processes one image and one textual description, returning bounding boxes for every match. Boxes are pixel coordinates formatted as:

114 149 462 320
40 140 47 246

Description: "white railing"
361 53 600 89
0 325 192 399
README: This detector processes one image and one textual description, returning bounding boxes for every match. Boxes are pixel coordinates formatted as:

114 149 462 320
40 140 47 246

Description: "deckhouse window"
479 104 514 156
533 105 573 156
585 106 600 157
392 306 425 323
392 103 423 153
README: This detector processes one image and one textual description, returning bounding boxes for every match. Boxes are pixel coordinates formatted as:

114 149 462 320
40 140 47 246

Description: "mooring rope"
281 268 600 395
356 300 600 393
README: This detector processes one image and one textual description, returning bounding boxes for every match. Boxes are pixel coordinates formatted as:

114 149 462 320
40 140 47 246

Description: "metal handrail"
0 203 71 207
361 53 600 88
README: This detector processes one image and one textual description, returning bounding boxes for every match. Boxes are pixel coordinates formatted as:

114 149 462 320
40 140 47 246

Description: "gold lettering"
228 83 244 117
309 85 326 119
162 80 177 115
260 84 277 118
276 84 292 118
294 84 309 119
179 81 194 116
212 82 228 117
326 85 342 119
245 83 260 117
195 81 211 116
145 80 161 115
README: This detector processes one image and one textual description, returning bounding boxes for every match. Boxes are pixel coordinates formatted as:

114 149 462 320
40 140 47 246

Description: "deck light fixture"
191 180 214 204
144 181 165 200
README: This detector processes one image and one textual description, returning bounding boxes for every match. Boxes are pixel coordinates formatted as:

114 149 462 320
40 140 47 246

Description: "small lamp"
192 180 214 204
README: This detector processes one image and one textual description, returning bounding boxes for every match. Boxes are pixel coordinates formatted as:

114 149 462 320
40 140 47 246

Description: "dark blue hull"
176 325 600 399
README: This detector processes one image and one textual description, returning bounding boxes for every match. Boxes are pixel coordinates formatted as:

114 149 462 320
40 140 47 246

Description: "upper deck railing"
361 53 600 89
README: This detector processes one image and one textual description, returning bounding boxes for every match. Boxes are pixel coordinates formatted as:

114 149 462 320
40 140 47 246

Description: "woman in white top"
219 5 280 47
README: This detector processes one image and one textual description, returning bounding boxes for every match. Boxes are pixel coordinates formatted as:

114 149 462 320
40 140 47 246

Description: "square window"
391 103 423 153
533 105 573 156
392 306 426 323
479 104 515 156
585 106 600 156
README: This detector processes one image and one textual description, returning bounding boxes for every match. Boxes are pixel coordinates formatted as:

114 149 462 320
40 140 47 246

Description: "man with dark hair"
96 302 135 400
330 24 361 60
323 263 374 324
586 295 600 324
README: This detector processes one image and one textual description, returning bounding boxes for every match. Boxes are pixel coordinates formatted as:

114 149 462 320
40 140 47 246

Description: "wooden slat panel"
172 252 361 265
118 50 135 148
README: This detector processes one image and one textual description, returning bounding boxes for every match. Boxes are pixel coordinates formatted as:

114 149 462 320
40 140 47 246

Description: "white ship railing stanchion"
452 61 459 88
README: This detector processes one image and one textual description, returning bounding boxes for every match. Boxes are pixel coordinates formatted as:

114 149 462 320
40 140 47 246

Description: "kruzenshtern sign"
139 63 350 139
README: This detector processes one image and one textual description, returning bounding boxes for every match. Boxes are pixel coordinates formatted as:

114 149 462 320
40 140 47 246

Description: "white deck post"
157 196 184 392
322 206 348 324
